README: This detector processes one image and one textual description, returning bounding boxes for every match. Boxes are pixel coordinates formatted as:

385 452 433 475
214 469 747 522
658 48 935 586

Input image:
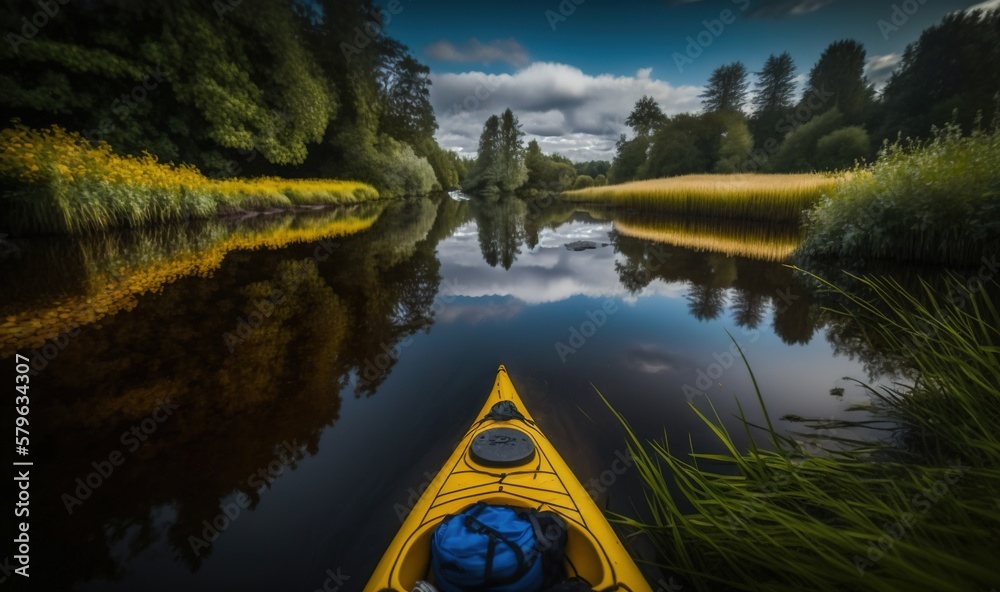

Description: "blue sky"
377 0 999 159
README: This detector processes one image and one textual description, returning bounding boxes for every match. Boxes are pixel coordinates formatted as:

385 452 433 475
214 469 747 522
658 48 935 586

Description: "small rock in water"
565 240 598 251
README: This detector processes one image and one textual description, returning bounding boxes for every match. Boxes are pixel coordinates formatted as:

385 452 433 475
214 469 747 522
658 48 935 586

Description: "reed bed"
612 214 802 261
562 174 838 223
0 209 380 357
613 273 1000 591
0 123 380 235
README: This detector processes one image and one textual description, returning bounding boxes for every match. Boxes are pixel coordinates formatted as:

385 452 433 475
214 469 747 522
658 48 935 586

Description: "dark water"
3 195 904 590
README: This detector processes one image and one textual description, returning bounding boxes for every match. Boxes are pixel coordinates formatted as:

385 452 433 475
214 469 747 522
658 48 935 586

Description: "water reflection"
613 213 801 262
2 194 976 590
610 228 820 344
471 197 527 269
0 205 384 357
24 199 449 587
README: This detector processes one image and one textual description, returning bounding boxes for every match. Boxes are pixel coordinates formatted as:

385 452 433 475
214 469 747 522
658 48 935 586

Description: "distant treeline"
0 0 462 197
606 9 1000 183
461 8 999 195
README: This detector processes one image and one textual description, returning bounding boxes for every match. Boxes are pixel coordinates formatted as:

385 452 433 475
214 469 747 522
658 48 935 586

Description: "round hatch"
470 427 535 467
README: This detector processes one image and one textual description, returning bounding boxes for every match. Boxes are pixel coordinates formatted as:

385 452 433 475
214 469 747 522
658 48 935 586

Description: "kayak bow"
365 365 652 592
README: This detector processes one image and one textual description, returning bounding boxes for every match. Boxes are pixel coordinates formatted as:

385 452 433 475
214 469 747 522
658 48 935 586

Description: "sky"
377 0 1000 161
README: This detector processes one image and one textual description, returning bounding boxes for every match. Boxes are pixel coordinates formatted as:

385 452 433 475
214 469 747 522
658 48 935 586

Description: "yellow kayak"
365 365 652 592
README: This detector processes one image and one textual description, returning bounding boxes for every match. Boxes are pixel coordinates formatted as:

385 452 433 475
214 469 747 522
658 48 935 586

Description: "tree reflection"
730 289 767 329
686 284 728 321
610 225 824 343
25 196 472 588
472 196 527 269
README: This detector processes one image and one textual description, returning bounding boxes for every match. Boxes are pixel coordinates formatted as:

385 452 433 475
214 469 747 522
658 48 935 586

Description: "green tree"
524 139 547 189
574 160 611 178
0 0 335 169
800 39 874 122
643 111 737 177
879 9 1000 140
700 62 750 113
752 52 797 112
498 108 527 192
462 109 527 196
625 95 668 137
378 42 437 146
463 114 502 194
608 134 651 183
716 119 754 173
750 53 797 149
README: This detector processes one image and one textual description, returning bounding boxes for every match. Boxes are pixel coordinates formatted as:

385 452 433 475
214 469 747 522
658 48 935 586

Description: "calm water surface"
3 195 896 590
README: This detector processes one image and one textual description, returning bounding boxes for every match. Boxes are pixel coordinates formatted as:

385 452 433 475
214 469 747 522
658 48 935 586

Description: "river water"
2 194 899 590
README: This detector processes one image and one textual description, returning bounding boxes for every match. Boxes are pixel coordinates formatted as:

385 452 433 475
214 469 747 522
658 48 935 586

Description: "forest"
0 0 461 198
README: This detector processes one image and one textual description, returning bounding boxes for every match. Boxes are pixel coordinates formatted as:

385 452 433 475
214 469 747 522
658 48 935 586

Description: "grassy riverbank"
561 174 837 223
799 119 1000 266
615 273 1000 591
0 124 381 235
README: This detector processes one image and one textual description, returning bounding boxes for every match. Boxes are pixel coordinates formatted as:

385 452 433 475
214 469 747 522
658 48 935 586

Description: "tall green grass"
612 273 1000 591
561 174 836 223
799 116 1000 266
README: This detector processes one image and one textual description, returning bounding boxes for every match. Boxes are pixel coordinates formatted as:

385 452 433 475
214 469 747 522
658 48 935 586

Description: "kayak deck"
365 365 652 592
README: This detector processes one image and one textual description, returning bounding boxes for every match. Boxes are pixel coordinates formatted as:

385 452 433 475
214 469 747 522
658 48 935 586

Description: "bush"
814 126 870 171
572 174 595 189
378 140 437 197
799 118 1000 264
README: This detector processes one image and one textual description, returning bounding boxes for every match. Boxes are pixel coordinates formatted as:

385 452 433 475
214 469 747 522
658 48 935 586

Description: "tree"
462 114 502 193
0 0 335 169
378 42 437 146
574 160 611 178
800 39 874 122
608 134 650 183
715 119 754 173
462 109 526 195
752 52 797 113
879 9 1000 140
497 108 527 192
643 112 736 177
625 96 668 137
750 53 797 147
643 122 704 178
700 62 750 113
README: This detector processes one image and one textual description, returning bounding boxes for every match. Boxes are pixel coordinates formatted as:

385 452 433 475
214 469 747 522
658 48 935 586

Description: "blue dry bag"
431 503 546 592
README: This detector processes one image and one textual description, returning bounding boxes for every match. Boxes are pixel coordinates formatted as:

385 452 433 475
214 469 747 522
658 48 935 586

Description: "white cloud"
866 53 902 89
425 38 530 68
429 62 703 161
